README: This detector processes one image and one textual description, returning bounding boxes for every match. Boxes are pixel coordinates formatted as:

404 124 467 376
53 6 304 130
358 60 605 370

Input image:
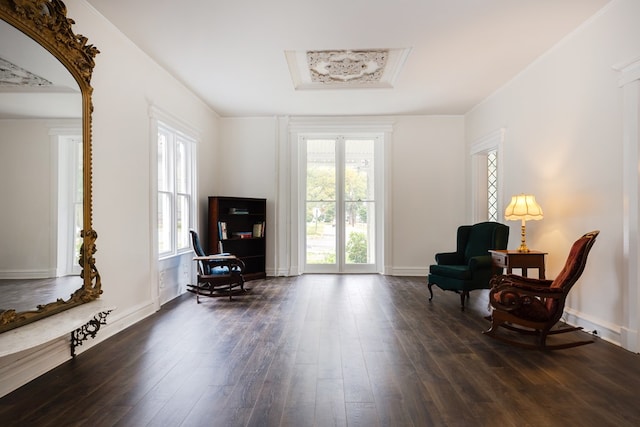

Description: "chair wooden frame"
483 230 599 350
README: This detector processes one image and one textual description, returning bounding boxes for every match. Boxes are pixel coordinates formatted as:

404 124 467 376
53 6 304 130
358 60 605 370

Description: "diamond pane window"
487 149 498 221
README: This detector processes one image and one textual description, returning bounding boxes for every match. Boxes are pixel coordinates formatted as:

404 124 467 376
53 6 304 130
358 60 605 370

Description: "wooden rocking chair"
483 230 599 350
188 230 247 302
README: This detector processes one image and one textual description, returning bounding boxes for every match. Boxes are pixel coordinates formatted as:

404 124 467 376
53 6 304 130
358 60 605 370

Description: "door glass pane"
306 201 336 264
306 139 336 265
344 139 375 265
345 201 374 264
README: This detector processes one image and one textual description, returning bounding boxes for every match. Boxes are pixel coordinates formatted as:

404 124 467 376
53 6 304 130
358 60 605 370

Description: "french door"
302 135 380 273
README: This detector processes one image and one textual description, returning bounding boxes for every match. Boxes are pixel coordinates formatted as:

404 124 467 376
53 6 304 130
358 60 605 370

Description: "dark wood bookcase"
208 196 266 281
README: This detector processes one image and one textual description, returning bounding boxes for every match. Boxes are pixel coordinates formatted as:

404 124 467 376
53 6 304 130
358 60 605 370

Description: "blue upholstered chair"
428 221 509 309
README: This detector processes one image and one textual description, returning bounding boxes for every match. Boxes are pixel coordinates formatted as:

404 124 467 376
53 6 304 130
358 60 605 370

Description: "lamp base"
518 221 530 252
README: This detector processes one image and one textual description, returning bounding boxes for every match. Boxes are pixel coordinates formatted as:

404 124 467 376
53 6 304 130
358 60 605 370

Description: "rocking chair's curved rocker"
428 221 509 309
483 230 599 350
188 230 247 302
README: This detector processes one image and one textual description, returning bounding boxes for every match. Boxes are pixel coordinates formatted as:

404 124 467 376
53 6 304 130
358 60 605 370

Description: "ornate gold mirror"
0 0 100 333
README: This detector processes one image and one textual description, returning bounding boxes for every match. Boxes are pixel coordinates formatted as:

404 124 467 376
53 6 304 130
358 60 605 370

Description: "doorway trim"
615 56 640 353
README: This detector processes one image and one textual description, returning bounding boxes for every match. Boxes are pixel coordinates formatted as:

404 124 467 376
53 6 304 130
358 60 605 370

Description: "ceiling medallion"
285 47 411 90
0 57 52 87
307 50 388 84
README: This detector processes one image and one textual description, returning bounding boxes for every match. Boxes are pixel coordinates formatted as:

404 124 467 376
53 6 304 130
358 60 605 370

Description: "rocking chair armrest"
490 274 553 288
194 254 237 261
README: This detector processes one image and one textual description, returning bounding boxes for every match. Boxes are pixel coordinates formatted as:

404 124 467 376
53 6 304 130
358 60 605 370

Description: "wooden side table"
489 250 547 279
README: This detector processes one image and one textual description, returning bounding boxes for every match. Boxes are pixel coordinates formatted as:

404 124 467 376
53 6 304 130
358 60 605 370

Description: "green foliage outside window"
307 164 369 226
346 232 368 263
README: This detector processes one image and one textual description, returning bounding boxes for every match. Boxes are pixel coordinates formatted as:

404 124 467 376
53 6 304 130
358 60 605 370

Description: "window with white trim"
157 122 195 258
471 129 504 223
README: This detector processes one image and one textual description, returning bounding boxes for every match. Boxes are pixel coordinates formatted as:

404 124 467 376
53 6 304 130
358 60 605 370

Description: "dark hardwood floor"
0 274 638 426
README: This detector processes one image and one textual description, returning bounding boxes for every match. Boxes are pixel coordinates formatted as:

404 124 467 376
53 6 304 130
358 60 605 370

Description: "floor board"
0 274 639 426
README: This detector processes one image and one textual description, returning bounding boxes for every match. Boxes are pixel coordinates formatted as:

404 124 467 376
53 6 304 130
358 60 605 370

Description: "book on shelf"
252 221 265 238
228 207 249 215
218 221 227 240
232 231 253 239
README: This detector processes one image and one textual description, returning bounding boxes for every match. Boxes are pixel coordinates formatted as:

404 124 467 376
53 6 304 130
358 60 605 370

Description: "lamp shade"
504 194 543 221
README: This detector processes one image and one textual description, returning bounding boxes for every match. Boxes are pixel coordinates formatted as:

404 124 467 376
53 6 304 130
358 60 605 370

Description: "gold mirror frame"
0 0 100 333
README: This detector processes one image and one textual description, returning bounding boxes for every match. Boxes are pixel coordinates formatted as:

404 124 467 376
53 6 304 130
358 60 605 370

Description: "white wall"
390 116 467 274
466 0 640 347
218 117 278 274
218 115 466 276
0 0 220 396
85 3 220 319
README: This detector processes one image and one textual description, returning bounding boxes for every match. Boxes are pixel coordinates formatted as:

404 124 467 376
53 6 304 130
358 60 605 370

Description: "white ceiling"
86 0 611 117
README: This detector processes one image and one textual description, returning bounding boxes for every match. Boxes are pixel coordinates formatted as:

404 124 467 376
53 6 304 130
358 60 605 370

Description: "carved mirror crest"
0 0 101 333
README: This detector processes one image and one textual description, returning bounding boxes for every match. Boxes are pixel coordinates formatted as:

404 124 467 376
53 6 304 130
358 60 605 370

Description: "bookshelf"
208 196 266 281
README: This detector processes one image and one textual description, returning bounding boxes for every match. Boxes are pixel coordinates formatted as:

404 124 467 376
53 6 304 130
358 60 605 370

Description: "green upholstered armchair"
428 221 509 309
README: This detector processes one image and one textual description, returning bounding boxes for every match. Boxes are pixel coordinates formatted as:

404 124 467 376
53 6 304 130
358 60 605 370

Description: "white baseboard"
563 307 622 348
266 268 281 276
386 267 428 276
269 267 300 277
268 266 428 276
0 269 57 279
621 326 639 353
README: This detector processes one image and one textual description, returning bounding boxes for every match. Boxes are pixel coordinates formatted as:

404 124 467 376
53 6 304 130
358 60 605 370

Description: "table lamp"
504 194 543 252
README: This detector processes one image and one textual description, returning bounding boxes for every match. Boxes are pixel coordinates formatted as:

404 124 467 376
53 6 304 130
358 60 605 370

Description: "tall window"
157 122 195 258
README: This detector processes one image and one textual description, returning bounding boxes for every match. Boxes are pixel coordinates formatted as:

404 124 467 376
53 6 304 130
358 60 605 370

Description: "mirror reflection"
0 19 83 314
